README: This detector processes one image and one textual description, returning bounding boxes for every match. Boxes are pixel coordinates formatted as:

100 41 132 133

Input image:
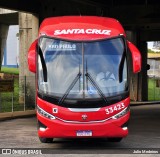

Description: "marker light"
122 127 128 131
112 106 130 119
37 106 56 120
39 127 46 131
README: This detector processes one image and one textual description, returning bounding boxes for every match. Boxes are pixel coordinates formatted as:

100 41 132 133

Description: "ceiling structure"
0 0 160 41
0 12 18 25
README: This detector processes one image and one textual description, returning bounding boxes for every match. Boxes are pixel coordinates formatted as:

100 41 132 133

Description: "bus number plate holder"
76 130 92 137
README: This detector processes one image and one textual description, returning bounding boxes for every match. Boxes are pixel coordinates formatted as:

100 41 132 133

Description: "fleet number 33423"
105 103 125 115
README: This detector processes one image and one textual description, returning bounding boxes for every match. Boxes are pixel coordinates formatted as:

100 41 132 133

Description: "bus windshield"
38 37 128 105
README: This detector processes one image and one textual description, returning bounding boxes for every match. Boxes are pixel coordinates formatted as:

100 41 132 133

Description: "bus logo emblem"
82 114 87 120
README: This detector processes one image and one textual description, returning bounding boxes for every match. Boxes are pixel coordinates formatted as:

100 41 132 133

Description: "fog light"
39 127 46 131
122 127 128 131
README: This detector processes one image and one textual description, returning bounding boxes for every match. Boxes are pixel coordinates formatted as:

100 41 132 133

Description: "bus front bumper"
37 112 130 138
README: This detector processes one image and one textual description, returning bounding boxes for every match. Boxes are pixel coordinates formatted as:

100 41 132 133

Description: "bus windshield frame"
37 36 129 108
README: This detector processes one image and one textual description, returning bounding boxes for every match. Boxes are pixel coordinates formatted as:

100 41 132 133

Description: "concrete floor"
0 104 160 156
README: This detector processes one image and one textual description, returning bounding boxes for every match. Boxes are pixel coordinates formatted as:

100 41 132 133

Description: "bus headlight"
112 106 130 119
37 105 56 120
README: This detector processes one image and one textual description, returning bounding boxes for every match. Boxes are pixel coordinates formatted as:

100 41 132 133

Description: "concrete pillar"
19 12 39 105
19 12 32 77
126 30 148 101
32 14 39 41
137 41 148 101
126 31 139 101
0 24 9 70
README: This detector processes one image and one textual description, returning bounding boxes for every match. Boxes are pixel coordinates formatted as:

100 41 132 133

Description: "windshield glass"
38 37 128 103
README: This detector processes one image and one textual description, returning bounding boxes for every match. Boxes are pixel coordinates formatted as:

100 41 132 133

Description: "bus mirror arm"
37 45 48 82
28 39 48 81
127 41 142 73
118 50 125 83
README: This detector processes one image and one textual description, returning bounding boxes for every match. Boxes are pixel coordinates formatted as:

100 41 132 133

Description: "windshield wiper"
58 61 82 105
85 60 108 104
58 72 82 105
37 45 48 82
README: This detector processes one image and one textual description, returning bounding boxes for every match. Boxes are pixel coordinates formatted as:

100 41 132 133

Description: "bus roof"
39 16 126 41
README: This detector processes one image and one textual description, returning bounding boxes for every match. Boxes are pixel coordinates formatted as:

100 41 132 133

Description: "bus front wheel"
39 137 53 143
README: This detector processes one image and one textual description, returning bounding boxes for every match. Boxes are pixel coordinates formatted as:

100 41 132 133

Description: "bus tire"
39 137 53 143
108 138 122 142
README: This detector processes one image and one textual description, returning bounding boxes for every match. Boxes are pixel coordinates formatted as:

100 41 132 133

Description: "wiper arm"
58 72 82 105
85 72 108 104
37 45 48 82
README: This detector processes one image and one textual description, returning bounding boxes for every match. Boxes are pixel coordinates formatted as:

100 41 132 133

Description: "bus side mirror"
127 41 141 73
28 39 38 73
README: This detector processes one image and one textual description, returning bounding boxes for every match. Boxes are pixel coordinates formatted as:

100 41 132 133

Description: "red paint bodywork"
38 112 129 138
39 16 126 41
28 39 37 73
127 41 142 73
27 16 141 139
37 97 130 138
37 97 130 122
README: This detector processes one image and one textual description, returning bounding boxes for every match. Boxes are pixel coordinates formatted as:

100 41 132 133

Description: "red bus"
28 16 141 143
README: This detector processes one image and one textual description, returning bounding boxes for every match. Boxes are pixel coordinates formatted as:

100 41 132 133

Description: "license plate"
76 130 92 137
